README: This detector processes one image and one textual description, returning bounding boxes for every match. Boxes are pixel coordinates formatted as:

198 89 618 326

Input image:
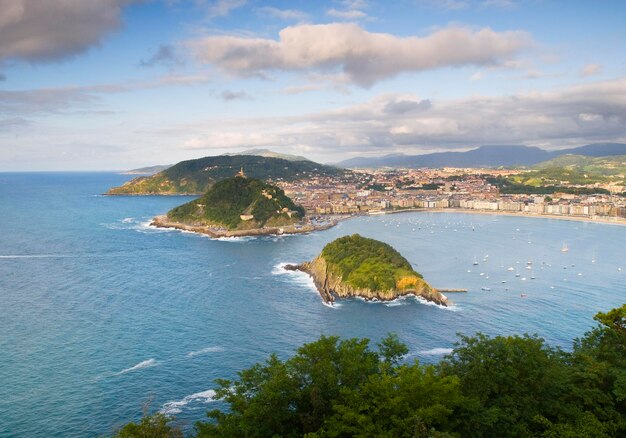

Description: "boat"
481 287 491 291
520 293 528 298
507 267 515 271
561 242 569 253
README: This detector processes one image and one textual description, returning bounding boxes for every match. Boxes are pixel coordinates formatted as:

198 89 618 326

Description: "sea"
1 172 625 437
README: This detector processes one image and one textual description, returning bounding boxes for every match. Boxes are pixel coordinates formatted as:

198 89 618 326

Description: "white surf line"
114 358 157 375
187 346 225 358
161 389 218 415
419 347 454 356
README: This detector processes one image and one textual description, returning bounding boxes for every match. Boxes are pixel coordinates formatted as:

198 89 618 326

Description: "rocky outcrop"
151 215 337 238
284 256 448 306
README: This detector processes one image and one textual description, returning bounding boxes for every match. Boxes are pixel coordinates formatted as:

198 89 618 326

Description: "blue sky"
1 0 625 170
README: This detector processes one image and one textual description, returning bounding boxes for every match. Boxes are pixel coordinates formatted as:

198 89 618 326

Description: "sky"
1 0 626 170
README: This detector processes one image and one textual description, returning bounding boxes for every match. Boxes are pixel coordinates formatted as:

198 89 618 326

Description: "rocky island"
151 173 335 237
285 234 448 306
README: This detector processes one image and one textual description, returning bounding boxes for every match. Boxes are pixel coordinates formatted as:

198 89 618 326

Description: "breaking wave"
419 348 454 356
115 359 157 375
161 389 217 415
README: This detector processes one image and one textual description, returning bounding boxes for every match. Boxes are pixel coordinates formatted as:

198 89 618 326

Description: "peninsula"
285 234 448 306
107 154 346 195
151 174 336 237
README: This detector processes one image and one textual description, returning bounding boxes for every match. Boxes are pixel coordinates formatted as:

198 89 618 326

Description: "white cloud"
580 63 602 77
0 0 138 63
152 78 626 159
188 23 531 87
326 8 367 20
202 0 246 19
256 7 308 21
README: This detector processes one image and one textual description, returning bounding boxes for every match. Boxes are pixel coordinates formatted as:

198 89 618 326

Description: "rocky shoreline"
150 215 338 238
284 256 448 307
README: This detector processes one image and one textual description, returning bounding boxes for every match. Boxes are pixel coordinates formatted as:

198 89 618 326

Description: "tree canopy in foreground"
115 304 626 437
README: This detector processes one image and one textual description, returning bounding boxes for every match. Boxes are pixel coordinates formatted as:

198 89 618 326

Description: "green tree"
114 412 183 438
439 333 572 437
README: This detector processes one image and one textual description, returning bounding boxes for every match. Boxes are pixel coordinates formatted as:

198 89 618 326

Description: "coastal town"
276 167 626 222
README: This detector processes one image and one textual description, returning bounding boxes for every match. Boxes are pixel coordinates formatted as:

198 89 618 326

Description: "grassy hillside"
107 155 345 195
489 154 626 194
167 176 305 230
321 234 429 292
532 154 626 183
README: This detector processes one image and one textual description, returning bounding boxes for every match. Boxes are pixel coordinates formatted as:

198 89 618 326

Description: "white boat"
561 243 569 252
481 287 491 291
507 267 515 271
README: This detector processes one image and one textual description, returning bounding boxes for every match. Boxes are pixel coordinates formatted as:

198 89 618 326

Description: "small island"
285 234 448 306
151 172 336 238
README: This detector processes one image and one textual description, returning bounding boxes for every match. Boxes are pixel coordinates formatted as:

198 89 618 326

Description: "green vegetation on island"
287 234 445 305
166 176 305 230
115 304 626 437
107 155 346 195
321 234 425 292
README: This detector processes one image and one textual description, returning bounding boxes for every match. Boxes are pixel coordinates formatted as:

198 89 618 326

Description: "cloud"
326 0 370 20
481 0 515 7
221 90 250 101
188 23 531 87
418 0 469 11
326 8 367 20
154 78 626 159
580 63 602 77
140 45 182 67
0 88 99 115
0 74 212 118
256 7 308 21
0 0 138 64
202 0 246 19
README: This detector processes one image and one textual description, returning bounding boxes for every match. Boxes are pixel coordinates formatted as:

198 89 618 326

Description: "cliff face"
287 256 448 306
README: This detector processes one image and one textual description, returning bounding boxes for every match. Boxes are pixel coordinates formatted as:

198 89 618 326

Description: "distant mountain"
223 149 310 162
337 143 626 169
107 155 345 195
122 164 171 175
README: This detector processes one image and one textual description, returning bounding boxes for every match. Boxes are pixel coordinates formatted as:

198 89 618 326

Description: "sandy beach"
402 208 626 227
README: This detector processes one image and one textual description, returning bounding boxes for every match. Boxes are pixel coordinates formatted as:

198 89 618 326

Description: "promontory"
285 234 448 306
151 174 334 237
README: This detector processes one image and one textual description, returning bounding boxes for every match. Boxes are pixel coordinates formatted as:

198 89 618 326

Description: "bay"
0 172 624 437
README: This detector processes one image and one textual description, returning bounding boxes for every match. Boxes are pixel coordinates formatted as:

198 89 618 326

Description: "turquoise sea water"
1 172 625 437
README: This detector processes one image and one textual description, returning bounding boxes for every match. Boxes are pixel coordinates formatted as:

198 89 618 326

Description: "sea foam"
115 358 157 375
161 389 217 415
187 346 224 358
419 348 454 356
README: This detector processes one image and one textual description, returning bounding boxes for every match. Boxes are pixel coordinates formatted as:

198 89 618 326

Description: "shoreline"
149 206 626 240
393 208 626 227
150 215 340 238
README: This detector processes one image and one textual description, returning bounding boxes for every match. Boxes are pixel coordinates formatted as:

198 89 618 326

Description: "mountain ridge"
337 143 626 168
